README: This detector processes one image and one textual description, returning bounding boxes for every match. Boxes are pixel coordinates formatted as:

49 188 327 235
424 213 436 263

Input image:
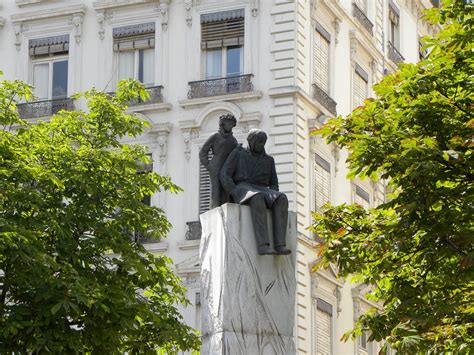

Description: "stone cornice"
92 0 155 11
11 4 86 23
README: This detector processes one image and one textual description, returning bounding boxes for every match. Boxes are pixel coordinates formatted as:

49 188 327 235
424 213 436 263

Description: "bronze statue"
220 129 291 255
199 114 238 209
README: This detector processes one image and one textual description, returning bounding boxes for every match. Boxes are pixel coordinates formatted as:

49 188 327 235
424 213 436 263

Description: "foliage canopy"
0 77 201 353
311 1 473 353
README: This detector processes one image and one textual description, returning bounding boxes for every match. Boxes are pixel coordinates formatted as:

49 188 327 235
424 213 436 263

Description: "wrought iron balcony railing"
17 97 74 119
129 85 163 106
313 84 337 116
388 41 404 64
352 3 374 36
107 85 163 107
187 74 253 99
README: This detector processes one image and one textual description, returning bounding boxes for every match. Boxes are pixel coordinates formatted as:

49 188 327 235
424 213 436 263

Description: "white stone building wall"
0 0 434 353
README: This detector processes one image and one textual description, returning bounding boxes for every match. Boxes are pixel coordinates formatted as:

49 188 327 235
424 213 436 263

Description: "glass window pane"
33 63 49 100
206 49 222 79
118 51 135 81
52 60 68 99
226 46 242 76
139 49 155 85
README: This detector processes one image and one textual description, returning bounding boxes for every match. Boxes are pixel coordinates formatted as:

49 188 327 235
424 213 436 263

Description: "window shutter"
201 9 245 49
353 64 368 108
313 25 330 94
314 299 332 355
113 22 155 51
314 153 331 211
354 185 370 208
29 35 69 57
199 151 213 214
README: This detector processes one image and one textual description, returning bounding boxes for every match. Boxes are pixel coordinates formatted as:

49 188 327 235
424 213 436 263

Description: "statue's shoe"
275 246 291 255
258 245 278 255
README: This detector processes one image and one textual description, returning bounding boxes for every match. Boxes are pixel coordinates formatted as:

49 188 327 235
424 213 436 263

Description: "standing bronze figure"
220 129 291 255
199 114 238 209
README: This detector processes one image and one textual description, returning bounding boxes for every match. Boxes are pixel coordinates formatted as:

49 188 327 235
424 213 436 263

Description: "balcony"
388 41 404 64
128 85 163 106
352 3 373 36
313 84 337 116
17 97 74 119
187 74 253 99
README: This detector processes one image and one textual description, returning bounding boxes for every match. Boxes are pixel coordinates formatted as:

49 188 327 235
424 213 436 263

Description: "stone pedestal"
200 203 296 355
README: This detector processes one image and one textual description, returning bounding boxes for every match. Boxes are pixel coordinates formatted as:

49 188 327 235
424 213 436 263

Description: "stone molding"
178 90 263 109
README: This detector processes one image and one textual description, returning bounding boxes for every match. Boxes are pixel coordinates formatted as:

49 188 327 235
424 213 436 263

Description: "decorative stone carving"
200 204 296 354
0 17 6 29
151 122 172 164
158 0 169 31
181 127 199 160
14 24 22 51
96 10 106 40
349 30 357 65
184 0 193 27
72 14 83 44
251 0 259 17
333 18 341 44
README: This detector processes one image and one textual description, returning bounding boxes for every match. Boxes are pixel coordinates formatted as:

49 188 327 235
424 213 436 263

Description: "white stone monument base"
200 203 296 355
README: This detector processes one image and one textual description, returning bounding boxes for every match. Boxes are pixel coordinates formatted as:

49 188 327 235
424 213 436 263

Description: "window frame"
352 184 371 209
352 63 369 109
117 47 155 87
312 23 331 95
203 45 244 80
31 54 69 100
313 297 334 355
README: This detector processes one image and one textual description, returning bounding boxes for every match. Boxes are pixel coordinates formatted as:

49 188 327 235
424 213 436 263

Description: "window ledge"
143 241 168 253
127 102 172 113
177 240 201 250
16 0 49 6
178 90 263 109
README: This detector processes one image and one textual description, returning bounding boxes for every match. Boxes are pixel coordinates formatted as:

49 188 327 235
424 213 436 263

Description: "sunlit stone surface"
200 203 296 355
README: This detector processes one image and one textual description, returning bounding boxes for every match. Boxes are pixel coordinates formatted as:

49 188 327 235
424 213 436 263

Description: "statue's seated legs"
249 194 291 255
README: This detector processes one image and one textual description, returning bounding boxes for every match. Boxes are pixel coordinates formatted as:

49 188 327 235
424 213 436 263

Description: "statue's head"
247 129 267 154
219 114 237 133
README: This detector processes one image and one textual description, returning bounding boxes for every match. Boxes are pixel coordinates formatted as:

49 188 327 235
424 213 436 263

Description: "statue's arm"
269 157 279 191
199 134 215 170
220 147 239 194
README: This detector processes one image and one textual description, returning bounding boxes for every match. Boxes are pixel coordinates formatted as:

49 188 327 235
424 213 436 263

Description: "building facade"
0 0 435 353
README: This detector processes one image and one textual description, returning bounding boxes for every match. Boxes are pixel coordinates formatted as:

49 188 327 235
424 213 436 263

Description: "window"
194 292 202 331
314 153 331 212
134 154 153 243
29 35 69 100
353 63 368 108
314 298 333 355
313 23 331 94
201 9 244 79
113 22 155 86
388 1 400 50
199 151 212 214
359 332 375 355
354 185 370 209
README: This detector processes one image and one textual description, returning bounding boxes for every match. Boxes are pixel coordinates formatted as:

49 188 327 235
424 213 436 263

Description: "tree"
310 1 473 353
0 76 201 353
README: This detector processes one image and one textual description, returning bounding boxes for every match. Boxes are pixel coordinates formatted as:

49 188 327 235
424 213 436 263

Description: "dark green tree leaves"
0 78 200 353
311 1 473 353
